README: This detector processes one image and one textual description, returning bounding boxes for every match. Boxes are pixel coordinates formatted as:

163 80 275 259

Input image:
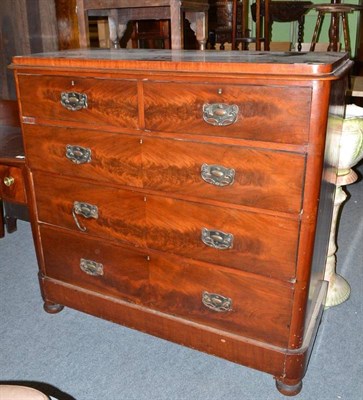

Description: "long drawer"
39 224 292 348
143 82 311 144
41 225 149 304
17 75 138 129
24 125 305 213
33 172 299 280
148 253 293 347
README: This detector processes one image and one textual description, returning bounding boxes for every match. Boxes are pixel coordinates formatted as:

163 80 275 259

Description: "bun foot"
275 379 302 396
43 301 64 314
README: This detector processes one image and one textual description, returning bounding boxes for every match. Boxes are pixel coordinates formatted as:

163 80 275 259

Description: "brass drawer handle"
202 103 239 126
201 228 234 250
80 258 104 276
61 92 88 111
72 201 98 232
202 291 232 312
66 145 92 164
3 176 15 187
201 163 235 187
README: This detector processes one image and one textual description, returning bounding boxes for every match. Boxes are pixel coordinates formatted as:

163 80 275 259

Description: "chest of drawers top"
12 49 348 75
12 50 350 147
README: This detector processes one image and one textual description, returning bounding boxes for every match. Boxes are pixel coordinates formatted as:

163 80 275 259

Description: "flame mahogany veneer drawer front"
145 196 299 281
23 125 305 213
40 224 292 348
17 75 138 129
33 172 299 281
142 137 305 213
33 172 146 248
148 253 293 347
40 225 149 304
23 125 144 189
143 82 312 144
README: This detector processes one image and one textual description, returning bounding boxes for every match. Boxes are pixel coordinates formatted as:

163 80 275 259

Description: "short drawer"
17 75 138 129
0 165 26 203
142 137 305 213
145 196 299 281
40 225 149 303
33 172 146 247
144 82 311 144
23 125 143 188
148 253 293 347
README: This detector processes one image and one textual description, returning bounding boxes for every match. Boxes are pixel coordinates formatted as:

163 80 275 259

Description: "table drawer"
40 225 149 304
33 172 145 247
17 75 138 129
144 82 311 144
0 165 26 203
23 125 143 188
145 196 299 281
148 253 293 347
142 137 305 213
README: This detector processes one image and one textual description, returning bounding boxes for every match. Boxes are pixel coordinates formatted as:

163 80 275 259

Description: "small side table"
0 126 28 237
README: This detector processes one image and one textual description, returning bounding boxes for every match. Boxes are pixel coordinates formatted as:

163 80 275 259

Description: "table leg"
170 2 183 49
186 11 208 50
310 11 324 51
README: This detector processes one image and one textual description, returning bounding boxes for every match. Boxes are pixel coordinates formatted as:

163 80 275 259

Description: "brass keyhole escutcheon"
4 176 15 187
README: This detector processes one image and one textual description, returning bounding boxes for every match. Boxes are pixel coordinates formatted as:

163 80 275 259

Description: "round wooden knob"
3 176 15 187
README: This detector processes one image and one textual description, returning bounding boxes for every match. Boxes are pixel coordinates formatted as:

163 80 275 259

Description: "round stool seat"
308 4 363 13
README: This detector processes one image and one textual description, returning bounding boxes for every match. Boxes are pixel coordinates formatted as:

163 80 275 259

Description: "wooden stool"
308 4 363 55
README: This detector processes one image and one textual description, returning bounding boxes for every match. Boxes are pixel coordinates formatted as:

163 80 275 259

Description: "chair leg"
310 11 324 51
255 0 261 51
231 0 238 50
328 11 339 51
264 0 270 51
341 12 351 55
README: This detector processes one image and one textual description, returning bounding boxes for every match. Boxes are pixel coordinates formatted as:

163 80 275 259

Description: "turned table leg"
186 11 208 50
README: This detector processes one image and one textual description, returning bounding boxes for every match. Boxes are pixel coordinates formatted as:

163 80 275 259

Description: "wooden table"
0 126 28 237
0 98 28 237
76 0 209 50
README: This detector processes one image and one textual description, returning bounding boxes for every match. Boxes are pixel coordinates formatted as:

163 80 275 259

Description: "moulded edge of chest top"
12 66 327 88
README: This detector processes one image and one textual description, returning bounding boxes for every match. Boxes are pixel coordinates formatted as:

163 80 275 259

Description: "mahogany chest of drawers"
12 50 351 396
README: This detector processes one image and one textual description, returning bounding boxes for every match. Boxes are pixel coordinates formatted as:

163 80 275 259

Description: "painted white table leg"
325 104 363 308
